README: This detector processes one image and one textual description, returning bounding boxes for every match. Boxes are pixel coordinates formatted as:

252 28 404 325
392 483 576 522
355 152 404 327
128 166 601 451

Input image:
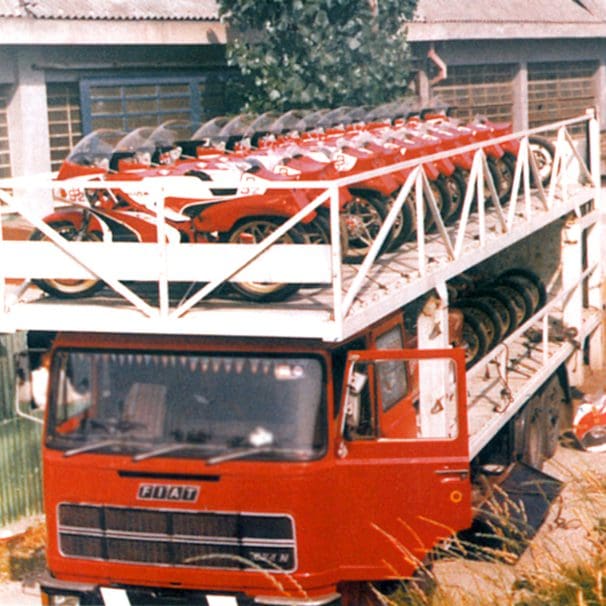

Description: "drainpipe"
427 43 447 86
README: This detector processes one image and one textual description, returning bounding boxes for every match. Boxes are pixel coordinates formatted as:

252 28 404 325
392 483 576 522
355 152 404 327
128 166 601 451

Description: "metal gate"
0 333 43 527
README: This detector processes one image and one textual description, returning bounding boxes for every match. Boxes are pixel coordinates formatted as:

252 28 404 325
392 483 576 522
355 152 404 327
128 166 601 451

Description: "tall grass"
418 465 606 606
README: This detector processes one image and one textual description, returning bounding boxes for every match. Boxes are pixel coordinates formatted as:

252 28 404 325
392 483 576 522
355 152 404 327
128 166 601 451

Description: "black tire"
385 190 415 252
499 268 546 314
529 136 556 187
497 153 516 204
425 177 452 232
541 376 565 459
518 395 545 470
454 299 502 351
30 221 105 299
486 156 513 206
473 290 517 339
309 210 351 259
224 217 303 302
302 214 331 245
489 283 532 330
461 312 489 368
352 188 413 253
443 169 467 224
497 277 535 323
343 189 392 264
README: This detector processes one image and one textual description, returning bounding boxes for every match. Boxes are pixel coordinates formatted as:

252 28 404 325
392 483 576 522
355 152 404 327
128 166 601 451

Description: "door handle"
434 468 469 479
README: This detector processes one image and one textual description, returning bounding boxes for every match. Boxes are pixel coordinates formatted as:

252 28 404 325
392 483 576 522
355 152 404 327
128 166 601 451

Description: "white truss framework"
0 112 601 349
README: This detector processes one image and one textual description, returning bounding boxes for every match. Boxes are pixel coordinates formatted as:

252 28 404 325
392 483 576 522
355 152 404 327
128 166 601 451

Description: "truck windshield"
46 350 326 462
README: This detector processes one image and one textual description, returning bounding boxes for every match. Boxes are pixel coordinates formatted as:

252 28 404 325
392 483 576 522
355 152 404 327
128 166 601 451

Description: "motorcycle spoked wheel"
529 136 556 187
495 154 516 204
443 170 467 225
342 189 393 264
29 221 105 298
302 213 350 259
424 177 452 233
352 188 415 254
223 217 304 302
485 156 515 206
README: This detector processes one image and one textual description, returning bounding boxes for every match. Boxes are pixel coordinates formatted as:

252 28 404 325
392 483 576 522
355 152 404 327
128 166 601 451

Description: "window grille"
47 82 83 172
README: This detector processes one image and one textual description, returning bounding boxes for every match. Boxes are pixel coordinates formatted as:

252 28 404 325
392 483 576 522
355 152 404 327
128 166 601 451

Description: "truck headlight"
41 590 81 606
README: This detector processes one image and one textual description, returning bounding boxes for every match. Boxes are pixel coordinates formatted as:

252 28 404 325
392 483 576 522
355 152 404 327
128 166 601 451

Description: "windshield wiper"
133 443 211 462
64 439 125 458
206 445 275 466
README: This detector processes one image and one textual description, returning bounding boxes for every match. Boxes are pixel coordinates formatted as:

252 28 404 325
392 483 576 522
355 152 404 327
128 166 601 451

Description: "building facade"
408 0 606 141
0 0 226 181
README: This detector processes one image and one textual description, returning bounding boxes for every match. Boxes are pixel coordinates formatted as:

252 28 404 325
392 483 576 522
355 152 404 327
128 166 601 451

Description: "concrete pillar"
7 53 52 215
512 61 528 132
594 59 606 129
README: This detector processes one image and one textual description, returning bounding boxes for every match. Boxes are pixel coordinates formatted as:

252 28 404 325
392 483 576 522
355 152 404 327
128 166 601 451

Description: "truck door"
334 340 471 580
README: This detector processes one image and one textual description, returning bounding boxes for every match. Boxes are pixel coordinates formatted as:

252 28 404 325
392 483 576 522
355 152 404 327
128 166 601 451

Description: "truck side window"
374 325 417 439
375 327 408 412
343 361 375 439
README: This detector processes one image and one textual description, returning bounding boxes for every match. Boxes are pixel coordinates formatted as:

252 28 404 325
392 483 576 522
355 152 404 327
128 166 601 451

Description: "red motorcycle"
36 129 319 302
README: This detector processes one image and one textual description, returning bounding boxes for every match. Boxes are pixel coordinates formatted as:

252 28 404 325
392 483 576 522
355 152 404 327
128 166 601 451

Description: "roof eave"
0 16 226 45
406 21 606 42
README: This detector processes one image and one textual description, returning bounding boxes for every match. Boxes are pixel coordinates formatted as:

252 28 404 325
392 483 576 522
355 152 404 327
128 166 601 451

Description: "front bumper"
39 571 340 606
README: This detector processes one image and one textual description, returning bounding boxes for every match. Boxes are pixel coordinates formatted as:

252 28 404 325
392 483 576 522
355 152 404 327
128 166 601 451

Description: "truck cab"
39 315 470 606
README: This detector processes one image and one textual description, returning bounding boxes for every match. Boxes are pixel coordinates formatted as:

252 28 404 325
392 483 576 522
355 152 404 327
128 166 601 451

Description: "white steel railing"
0 111 601 337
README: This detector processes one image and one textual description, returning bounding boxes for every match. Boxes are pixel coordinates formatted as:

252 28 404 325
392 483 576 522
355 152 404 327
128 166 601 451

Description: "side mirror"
14 351 45 424
344 371 367 437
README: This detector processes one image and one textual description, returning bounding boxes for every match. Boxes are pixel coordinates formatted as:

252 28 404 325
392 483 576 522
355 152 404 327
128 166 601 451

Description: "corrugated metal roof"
408 0 606 40
0 0 22 17
413 0 604 24
0 0 220 20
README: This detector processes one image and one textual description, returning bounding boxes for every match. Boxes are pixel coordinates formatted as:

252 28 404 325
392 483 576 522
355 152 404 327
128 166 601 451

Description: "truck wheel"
518 395 545 470
541 376 565 459
224 217 303 302
30 221 105 298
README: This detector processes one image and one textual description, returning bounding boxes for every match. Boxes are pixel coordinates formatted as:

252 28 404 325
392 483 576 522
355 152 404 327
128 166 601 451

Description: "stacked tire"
450 268 546 368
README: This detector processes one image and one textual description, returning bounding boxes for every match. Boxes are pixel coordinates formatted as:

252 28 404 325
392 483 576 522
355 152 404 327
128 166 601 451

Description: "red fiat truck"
37 310 477 606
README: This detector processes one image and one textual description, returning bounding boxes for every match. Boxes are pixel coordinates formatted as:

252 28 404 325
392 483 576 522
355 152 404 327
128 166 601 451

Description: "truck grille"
58 503 296 571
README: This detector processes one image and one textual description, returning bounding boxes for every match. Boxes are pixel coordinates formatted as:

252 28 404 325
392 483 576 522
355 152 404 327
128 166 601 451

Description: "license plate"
100 587 131 606
206 597 238 606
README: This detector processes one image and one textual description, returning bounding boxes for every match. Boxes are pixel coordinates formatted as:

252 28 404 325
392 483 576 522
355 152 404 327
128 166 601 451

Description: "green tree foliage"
218 0 417 113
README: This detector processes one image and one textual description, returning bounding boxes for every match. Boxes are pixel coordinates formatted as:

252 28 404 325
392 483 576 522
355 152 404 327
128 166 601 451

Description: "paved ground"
433 368 606 605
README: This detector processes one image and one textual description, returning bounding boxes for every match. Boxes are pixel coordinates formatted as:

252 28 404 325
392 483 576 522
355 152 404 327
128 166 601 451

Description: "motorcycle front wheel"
223 217 303 302
29 221 105 298
342 189 392 264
